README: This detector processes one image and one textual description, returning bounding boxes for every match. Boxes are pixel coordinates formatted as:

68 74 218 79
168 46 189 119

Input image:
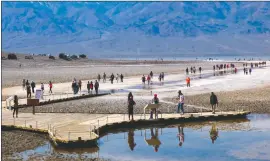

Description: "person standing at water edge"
177 91 185 114
150 94 159 119
94 80 99 95
128 92 133 102
128 95 136 121
13 95 19 118
210 92 218 114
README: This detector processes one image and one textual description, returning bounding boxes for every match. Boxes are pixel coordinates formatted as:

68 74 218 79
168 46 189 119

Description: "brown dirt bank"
164 85 270 113
1 130 48 161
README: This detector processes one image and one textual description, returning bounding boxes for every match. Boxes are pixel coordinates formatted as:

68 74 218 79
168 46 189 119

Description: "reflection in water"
128 129 136 151
145 128 161 152
209 124 219 144
178 126 185 147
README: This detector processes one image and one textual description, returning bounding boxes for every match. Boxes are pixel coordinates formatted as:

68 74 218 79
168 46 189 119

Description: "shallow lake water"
16 114 270 161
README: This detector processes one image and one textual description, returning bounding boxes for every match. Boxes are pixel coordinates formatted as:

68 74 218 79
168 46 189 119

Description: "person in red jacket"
90 81 94 94
147 75 151 86
49 81 53 94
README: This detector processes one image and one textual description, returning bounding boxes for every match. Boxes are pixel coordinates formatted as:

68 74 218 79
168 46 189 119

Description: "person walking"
97 74 101 82
13 95 19 118
150 94 159 119
94 80 99 95
30 81 35 93
103 73 106 83
210 92 218 114
158 73 162 82
87 81 90 94
49 81 53 94
142 75 146 85
128 93 136 121
90 81 94 94
78 80 82 91
199 67 202 74
147 75 151 86
150 71 153 79
26 80 29 87
186 77 191 87
161 72 164 81
120 74 124 82
41 83 44 92
110 73 114 84
26 85 31 98
186 68 189 75
177 90 185 114
22 79 26 90
249 68 252 75
116 74 119 83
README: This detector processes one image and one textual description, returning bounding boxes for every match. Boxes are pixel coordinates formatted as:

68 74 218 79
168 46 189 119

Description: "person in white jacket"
177 90 185 114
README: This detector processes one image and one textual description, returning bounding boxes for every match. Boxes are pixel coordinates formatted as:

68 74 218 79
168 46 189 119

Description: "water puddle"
14 114 270 161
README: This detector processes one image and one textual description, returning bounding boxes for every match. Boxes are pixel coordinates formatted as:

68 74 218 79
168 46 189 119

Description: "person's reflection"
145 128 161 152
209 124 219 144
128 129 136 151
177 125 185 147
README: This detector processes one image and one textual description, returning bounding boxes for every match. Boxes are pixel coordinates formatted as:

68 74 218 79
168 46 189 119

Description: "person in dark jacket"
90 81 94 94
25 80 29 87
120 74 124 82
94 80 99 95
110 73 115 84
13 95 19 118
150 71 153 79
128 92 133 102
26 85 31 98
128 96 136 121
210 92 218 114
103 73 106 83
31 81 36 93
22 79 26 90
142 75 146 85
78 80 82 91
186 68 189 75
97 74 101 82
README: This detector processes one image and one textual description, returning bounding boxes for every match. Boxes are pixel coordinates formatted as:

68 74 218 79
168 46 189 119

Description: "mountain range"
2 2 270 58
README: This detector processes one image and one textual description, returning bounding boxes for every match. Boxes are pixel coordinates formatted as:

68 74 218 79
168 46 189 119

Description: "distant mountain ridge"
2 2 270 57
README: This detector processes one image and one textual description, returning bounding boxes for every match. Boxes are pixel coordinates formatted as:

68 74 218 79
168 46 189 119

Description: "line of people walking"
98 73 124 84
22 79 53 98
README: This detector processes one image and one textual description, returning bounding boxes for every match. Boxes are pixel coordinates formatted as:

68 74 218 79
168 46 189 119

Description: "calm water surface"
17 114 270 161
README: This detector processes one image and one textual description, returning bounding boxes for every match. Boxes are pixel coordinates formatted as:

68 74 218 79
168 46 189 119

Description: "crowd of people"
22 79 53 98
98 73 124 84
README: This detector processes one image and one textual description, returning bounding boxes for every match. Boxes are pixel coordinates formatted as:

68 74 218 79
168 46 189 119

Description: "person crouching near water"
150 94 159 119
13 95 19 118
128 92 136 121
177 90 185 114
210 92 218 114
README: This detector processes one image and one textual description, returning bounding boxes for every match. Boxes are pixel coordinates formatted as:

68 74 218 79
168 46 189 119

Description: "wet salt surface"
16 114 270 161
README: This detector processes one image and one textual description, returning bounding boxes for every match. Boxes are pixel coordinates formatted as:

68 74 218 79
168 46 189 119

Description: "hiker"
120 74 124 82
90 81 94 94
103 73 106 83
116 74 119 83
30 81 35 93
78 80 82 91
147 75 151 86
26 85 31 98
110 73 114 84
186 68 189 75
41 83 44 92
94 80 99 95
97 74 101 82
128 94 136 121
13 95 19 118
87 81 90 94
150 71 153 79
249 68 252 75
22 79 26 90
49 81 53 94
150 94 159 119
177 90 185 114
142 75 146 85
186 77 191 87
210 92 218 114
